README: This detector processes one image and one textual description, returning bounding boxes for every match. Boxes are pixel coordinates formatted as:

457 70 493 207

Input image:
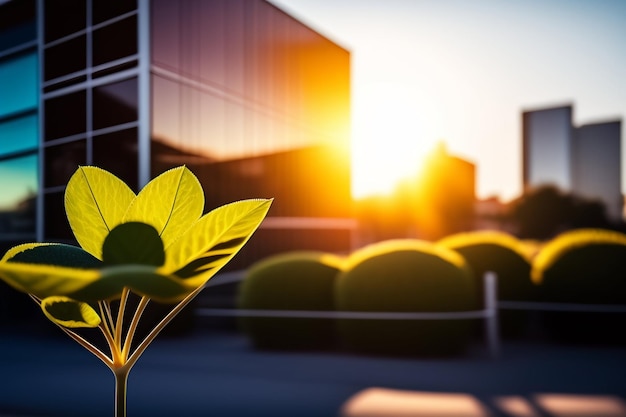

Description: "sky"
269 0 626 201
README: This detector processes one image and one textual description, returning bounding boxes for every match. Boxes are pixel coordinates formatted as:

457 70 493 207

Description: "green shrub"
335 239 478 357
532 228 626 344
438 230 536 338
237 251 344 350
438 230 535 302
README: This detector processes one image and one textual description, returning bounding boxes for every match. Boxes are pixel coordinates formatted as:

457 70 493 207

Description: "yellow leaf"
65 166 136 260
41 296 101 328
123 166 204 249
164 199 272 288
0 262 100 299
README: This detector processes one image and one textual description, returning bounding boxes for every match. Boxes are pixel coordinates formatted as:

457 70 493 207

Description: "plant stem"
126 285 204 367
114 368 129 417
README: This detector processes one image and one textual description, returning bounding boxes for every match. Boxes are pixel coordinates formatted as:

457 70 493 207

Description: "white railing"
197 271 626 359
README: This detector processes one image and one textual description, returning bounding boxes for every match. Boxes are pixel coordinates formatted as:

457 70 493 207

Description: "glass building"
572 120 622 221
0 0 353 266
522 104 623 221
522 105 573 192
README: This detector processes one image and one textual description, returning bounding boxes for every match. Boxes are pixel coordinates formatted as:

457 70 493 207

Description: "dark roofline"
265 0 351 53
521 102 574 116
576 118 622 128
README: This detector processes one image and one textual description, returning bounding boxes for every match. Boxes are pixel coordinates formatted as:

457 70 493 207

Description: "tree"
507 185 612 240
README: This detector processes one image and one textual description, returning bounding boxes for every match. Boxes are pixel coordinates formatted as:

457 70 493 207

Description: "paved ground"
0 323 625 417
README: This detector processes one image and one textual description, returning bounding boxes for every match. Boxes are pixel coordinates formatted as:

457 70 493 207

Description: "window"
93 128 138 190
44 90 86 140
44 35 87 81
0 52 38 117
43 140 86 188
0 114 38 156
44 190 73 241
93 77 138 130
0 0 36 51
93 0 137 25
0 154 38 238
92 16 137 67
44 0 86 43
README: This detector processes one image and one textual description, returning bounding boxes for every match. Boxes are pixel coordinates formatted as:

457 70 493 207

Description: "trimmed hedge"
438 230 536 338
335 239 478 357
438 230 535 302
532 228 626 344
237 251 344 350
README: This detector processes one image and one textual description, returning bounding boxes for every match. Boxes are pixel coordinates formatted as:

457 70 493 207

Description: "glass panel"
44 35 86 81
0 113 38 156
224 0 245 94
198 1 226 86
0 52 38 117
0 0 36 51
93 128 138 190
44 140 86 188
44 90 86 140
93 0 137 25
0 154 38 238
93 77 138 130
44 0 86 42
92 16 137 67
44 190 73 241
150 0 180 71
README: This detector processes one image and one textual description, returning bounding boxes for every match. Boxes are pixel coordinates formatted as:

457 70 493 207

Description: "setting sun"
351 82 443 199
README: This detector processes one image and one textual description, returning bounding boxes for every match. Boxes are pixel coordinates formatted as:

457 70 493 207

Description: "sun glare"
351 83 441 199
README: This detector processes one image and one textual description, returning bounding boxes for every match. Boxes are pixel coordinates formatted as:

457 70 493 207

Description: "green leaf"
164 199 272 287
41 296 101 328
4 242 102 268
0 261 194 303
70 265 195 303
65 166 136 260
123 166 204 249
102 222 165 266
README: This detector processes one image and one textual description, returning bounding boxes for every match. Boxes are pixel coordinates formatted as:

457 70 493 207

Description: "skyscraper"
572 120 622 220
0 0 353 263
522 104 573 191
522 104 622 221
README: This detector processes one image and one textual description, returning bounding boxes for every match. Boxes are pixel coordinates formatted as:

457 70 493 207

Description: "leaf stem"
99 301 115 337
100 320 124 367
126 285 204 368
59 326 114 368
122 296 150 360
115 288 130 345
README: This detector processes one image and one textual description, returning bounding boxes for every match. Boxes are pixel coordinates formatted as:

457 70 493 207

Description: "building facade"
522 104 622 221
522 104 573 191
572 120 622 220
0 0 353 265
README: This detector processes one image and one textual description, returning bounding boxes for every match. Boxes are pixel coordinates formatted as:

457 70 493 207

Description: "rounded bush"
335 239 478 357
438 230 535 302
237 251 344 350
532 228 626 343
438 231 536 338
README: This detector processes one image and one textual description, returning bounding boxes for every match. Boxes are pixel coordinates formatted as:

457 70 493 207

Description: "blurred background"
0 1 625 415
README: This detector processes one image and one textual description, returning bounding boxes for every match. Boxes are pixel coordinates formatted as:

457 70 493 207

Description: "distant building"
522 105 573 191
0 0 353 263
572 120 622 220
361 143 476 242
522 104 622 221
413 143 476 240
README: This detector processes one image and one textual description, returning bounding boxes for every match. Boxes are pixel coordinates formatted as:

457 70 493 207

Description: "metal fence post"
483 271 500 358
